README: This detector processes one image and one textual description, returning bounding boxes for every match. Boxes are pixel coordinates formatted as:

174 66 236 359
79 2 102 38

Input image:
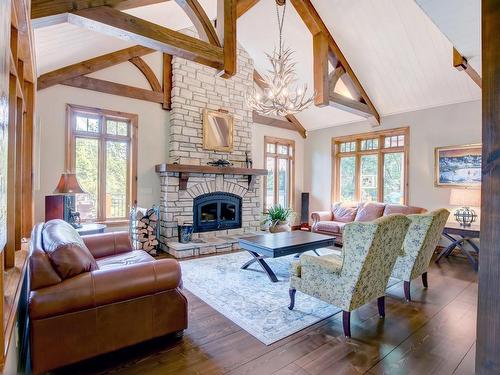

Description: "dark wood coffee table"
239 231 336 282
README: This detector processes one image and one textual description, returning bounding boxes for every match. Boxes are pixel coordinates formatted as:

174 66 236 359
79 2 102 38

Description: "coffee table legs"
241 249 322 282
435 233 479 271
240 251 279 282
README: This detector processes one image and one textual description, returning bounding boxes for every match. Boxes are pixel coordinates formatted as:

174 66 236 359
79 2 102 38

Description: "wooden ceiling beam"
66 6 224 70
236 0 260 18
252 111 297 132
216 0 237 78
290 0 380 124
129 56 162 92
37 45 154 90
313 32 329 107
329 65 362 101
175 0 221 46
453 47 482 88
62 75 164 103
329 92 372 118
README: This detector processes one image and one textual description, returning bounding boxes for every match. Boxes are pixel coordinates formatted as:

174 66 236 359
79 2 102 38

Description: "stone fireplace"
156 44 265 258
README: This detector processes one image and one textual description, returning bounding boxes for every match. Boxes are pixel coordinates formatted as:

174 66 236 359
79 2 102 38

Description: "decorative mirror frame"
202 109 234 152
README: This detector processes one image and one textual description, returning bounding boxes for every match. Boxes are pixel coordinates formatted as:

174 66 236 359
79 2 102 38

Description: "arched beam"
129 56 162 92
329 65 362 101
175 0 221 47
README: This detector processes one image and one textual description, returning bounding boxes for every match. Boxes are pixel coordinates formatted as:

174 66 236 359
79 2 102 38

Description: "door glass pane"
200 203 217 222
360 154 378 202
277 158 289 207
75 137 99 221
266 157 275 210
339 156 355 202
107 120 117 135
277 145 288 155
221 203 236 221
117 121 128 136
106 141 128 218
383 152 405 204
267 143 276 153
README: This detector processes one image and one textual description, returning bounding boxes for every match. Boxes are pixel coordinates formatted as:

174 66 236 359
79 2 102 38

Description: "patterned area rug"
180 248 342 345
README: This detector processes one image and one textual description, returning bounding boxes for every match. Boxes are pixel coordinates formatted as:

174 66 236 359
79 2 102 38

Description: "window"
332 128 408 204
264 137 295 210
66 105 138 223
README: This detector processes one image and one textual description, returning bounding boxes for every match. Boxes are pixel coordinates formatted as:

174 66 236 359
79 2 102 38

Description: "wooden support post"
313 32 329 107
476 1 500 373
21 81 34 238
6 74 17 267
218 0 237 78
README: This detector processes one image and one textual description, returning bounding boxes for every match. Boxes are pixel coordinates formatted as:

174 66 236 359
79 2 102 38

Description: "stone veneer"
158 44 262 258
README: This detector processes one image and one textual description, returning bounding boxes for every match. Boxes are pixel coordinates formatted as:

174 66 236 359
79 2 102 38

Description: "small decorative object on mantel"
262 204 295 233
130 206 160 255
449 188 481 227
207 159 233 167
435 144 482 188
245 151 253 168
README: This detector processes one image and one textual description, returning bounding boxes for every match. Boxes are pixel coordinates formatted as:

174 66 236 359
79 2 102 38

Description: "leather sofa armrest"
82 231 133 259
30 259 182 320
311 211 333 231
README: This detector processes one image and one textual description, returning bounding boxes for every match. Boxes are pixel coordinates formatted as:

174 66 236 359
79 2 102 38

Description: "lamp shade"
53 173 86 194
449 188 481 207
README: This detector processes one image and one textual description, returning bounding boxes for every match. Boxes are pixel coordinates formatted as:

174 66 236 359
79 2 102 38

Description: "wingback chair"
289 214 410 337
391 208 450 301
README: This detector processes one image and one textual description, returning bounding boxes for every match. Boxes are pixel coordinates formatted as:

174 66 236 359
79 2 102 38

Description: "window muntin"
67 105 137 223
333 128 408 204
264 137 295 211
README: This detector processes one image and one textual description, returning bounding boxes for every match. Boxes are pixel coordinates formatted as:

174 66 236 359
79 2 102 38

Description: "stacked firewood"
130 206 159 254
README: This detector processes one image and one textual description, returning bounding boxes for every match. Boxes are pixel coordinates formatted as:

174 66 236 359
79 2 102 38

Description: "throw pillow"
332 203 358 223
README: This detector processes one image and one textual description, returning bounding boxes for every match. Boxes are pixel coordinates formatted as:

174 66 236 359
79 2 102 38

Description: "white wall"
252 124 305 225
304 100 482 215
34 53 170 223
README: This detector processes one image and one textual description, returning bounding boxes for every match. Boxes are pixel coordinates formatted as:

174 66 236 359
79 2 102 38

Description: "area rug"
180 249 342 345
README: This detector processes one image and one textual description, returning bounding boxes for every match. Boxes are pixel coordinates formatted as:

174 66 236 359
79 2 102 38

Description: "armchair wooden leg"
377 296 385 318
342 311 351 337
404 281 411 301
288 288 296 310
422 272 428 288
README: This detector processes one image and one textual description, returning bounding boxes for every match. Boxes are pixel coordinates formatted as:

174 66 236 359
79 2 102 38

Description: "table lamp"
449 188 481 227
50 172 86 228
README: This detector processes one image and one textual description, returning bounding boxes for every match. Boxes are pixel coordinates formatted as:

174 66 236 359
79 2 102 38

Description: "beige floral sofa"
311 202 426 244
289 214 411 337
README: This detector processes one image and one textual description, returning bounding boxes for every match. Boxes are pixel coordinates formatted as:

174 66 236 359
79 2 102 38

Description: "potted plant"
262 205 295 233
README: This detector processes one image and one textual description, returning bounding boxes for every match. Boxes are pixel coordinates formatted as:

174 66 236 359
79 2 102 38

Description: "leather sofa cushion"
30 223 63 290
315 221 346 234
332 203 358 223
97 250 155 270
383 204 426 216
355 202 385 222
42 220 99 279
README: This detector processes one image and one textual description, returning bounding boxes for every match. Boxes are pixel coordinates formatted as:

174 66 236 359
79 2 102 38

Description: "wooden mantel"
155 163 267 190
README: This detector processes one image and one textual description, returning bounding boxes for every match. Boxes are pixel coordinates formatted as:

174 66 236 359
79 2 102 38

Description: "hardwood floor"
53 254 477 375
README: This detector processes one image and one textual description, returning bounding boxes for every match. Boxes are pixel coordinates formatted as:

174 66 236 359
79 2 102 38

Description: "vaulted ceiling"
33 0 481 131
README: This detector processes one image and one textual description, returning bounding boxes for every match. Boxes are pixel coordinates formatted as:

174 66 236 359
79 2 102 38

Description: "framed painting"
434 144 482 188
202 109 234 152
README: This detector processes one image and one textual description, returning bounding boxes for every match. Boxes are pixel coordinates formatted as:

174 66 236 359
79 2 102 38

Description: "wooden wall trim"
476 1 500 373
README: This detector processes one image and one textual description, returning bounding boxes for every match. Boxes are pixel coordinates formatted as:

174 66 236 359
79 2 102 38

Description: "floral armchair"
391 209 450 301
289 214 410 337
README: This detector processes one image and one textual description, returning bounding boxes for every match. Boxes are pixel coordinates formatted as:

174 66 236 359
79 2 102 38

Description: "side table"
435 222 480 271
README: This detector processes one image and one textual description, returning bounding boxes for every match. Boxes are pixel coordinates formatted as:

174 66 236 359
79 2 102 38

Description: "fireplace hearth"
193 192 242 233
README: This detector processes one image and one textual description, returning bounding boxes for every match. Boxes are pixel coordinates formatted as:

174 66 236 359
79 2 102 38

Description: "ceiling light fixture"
246 0 314 117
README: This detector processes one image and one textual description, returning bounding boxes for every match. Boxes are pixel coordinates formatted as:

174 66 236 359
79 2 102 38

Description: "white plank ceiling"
33 0 481 131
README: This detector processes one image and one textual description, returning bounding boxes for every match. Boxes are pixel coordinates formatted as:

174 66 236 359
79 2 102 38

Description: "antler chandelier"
246 0 314 117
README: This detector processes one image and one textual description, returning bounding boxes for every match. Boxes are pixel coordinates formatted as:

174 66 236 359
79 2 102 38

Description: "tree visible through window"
332 128 408 204
264 137 295 211
67 105 137 222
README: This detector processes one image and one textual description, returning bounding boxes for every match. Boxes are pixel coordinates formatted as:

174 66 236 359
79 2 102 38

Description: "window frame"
331 127 409 205
65 104 138 225
263 136 295 211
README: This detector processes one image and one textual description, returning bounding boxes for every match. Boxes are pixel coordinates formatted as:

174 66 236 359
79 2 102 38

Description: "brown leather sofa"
29 220 187 374
311 202 426 244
